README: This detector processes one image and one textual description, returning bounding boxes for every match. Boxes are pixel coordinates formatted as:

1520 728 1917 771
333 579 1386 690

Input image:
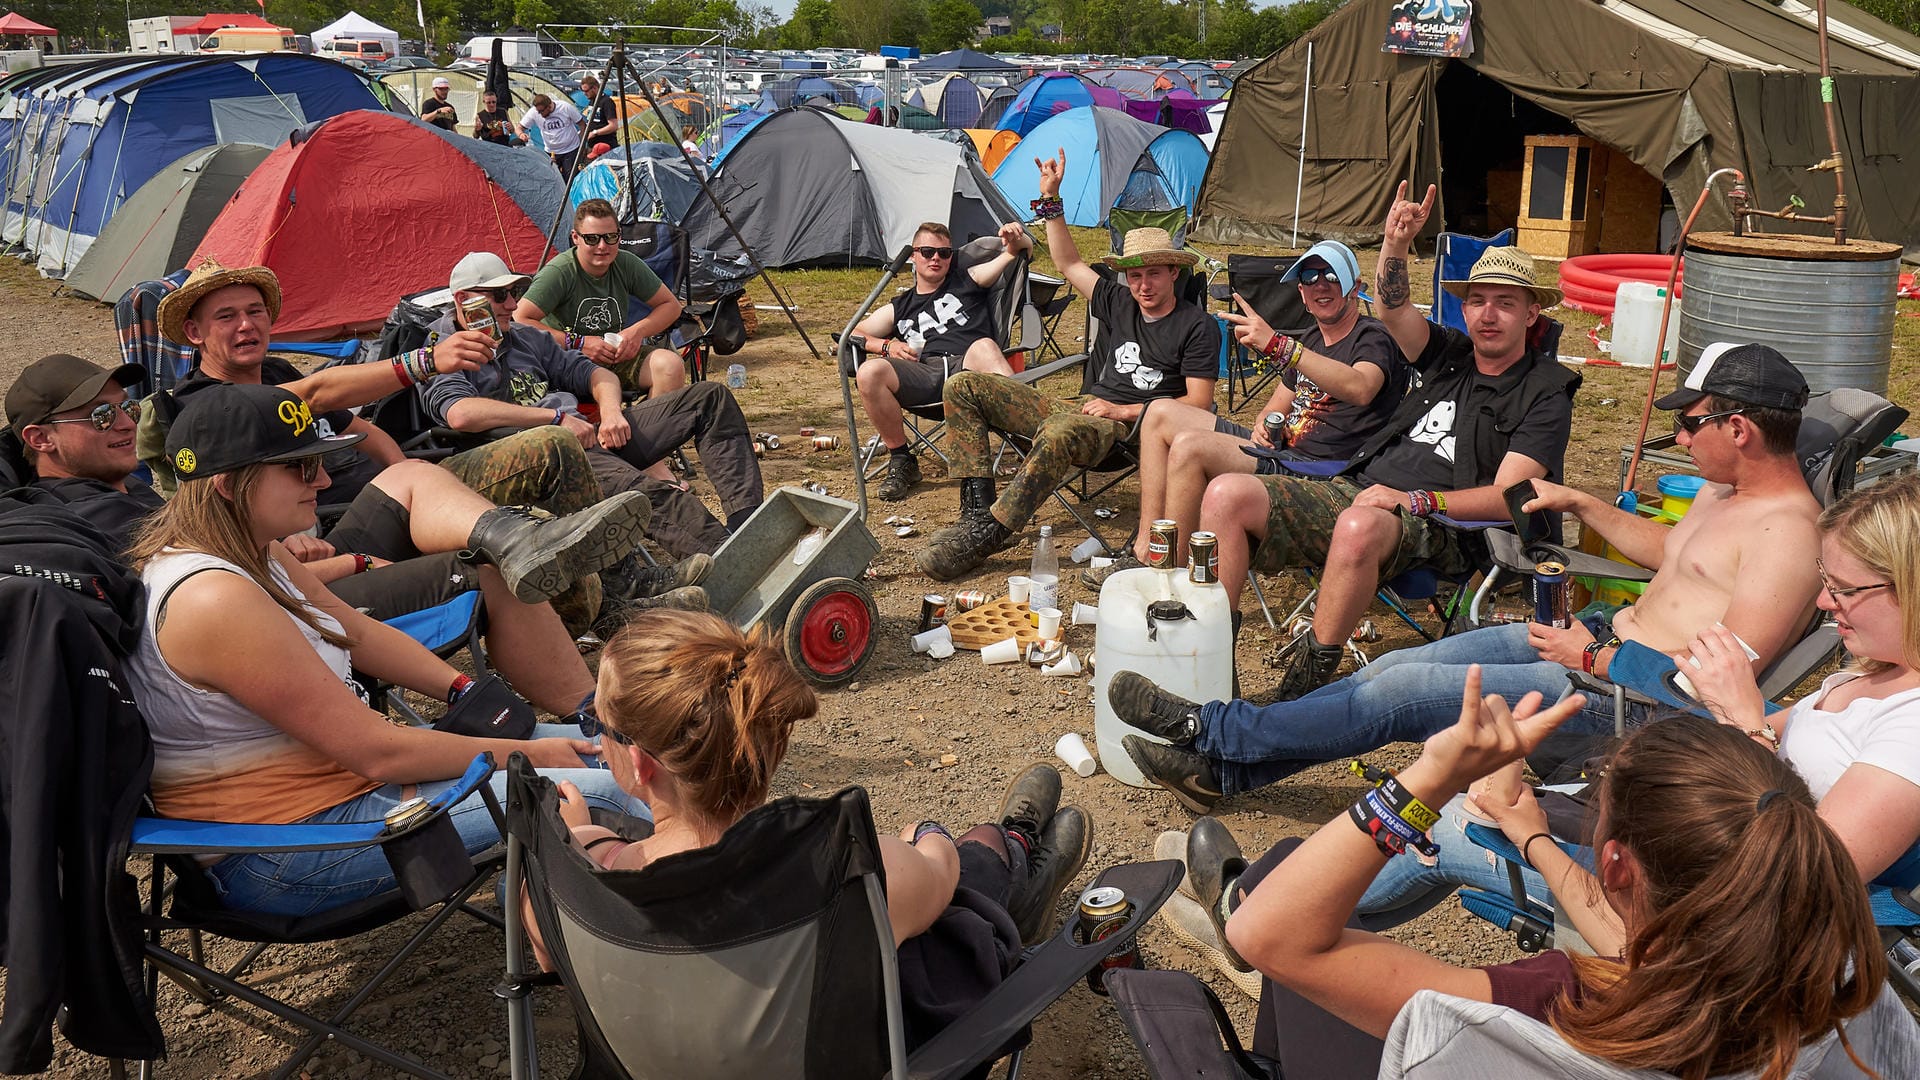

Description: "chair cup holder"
382 814 471 910
1523 543 1570 565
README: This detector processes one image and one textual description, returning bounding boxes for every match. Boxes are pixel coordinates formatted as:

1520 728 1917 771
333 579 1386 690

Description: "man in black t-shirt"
850 220 1031 501
917 151 1219 581
1098 238 1407 583
473 90 515 145
420 77 458 132
577 75 620 146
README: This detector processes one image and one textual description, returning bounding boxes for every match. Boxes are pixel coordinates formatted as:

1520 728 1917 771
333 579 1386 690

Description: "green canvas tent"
1197 0 1920 256
64 143 270 302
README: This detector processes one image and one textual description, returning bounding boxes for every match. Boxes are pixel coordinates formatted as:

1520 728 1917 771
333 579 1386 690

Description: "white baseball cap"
448 251 531 293
431 76 451 88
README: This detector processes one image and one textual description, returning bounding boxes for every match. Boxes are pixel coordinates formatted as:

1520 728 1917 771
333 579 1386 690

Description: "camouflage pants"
943 371 1129 530
1251 476 1474 580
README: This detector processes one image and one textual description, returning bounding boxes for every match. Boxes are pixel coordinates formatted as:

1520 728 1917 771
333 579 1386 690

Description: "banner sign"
1383 0 1475 58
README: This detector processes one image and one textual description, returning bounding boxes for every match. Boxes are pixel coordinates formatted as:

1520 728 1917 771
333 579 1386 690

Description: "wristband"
1408 490 1434 517
1582 640 1604 674
411 348 437 384
1029 195 1064 220
1431 491 1447 515
565 333 583 350
583 834 624 853
390 356 415 389
552 407 565 426
1366 787 1441 858
1348 798 1407 857
1263 332 1285 360
352 553 372 575
1520 832 1554 866
447 673 474 704
1378 776 1441 833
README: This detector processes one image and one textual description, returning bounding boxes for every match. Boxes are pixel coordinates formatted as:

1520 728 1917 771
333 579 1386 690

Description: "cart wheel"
784 577 877 686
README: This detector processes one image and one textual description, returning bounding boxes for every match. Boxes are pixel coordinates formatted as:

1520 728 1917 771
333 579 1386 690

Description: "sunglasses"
1295 267 1341 287
576 232 621 247
913 246 955 260
281 457 324 484
42 399 141 430
1674 408 1744 435
471 286 522 302
574 709 634 745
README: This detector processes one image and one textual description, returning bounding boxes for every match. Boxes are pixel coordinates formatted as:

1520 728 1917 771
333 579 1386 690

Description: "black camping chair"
1221 253 1316 413
1025 272 1078 363
618 218 748 384
499 753 1180 1080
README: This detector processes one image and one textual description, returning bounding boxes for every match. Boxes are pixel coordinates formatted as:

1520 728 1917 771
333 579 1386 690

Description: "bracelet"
1431 491 1447 515
1582 639 1604 674
565 333 583 350
1367 787 1441 858
551 408 565 426
1348 797 1407 857
1263 332 1285 360
447 673 474 704
1408 490 1435 517
1520 832 1554 866
390 356 414 389
352 553 372 574
913 820 954 844
409 347 437 384
1378 776 1441 833
1746 721 1782 752
1029 195 1064 220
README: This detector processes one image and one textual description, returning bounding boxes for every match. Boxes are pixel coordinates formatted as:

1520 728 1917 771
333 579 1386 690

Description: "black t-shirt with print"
419 95 458 131
475 107 513 144
1086 277 1220 407
172 357 380 507
1279 315 1405 461
582 95 618 136
892 273 993 357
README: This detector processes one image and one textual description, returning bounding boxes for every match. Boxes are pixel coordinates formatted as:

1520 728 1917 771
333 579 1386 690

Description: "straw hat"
1101 227 1199 270
1439 246 1561 308
158 258 283 347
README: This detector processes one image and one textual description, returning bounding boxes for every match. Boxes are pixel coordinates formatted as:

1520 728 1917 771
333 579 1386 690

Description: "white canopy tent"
311 11 400 52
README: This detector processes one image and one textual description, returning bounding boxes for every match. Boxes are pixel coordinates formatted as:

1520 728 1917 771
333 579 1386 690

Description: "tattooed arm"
1376 180 1437 361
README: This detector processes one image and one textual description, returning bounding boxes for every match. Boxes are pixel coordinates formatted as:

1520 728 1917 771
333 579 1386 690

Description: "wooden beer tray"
946 597 1039 651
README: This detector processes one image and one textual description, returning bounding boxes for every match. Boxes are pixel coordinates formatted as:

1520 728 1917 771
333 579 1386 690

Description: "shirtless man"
1104 339 1821 813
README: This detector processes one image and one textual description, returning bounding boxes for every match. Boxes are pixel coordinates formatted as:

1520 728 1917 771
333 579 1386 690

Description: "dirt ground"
3 242 1908 1078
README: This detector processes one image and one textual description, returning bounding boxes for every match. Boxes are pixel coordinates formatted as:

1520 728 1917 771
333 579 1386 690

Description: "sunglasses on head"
1674 408 1745 435
1295 266 1339 287
281 457 324 484
576 232 621 247
913 246 955 260
42 399 141 431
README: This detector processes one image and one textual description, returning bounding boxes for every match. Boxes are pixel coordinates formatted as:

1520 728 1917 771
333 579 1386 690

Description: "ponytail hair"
597 610 817 825
1554 716 1885 1080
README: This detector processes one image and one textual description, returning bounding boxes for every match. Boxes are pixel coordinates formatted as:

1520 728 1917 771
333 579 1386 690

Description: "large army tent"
1198 0 1920 254
192 110 552 337
914 48 1018 72
0 54 384 277
683 106 1021 268
311 11 398 54
64 143 269 302
995 107 1209 227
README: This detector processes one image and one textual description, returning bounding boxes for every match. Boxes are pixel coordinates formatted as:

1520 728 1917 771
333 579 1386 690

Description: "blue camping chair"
1432 230 1514 333
365 589 490 726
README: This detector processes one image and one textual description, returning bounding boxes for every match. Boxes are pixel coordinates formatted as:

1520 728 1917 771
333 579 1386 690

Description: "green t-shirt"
522 249 665 337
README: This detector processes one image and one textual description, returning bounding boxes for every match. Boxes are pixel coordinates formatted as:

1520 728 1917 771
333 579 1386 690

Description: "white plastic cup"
1071 602 1099 626
1007 576 1031 604
1043 650 1082 677
602 331 624 351
1035 607 1063 639
1070 535 1105 563
1088 556 1114 571
911 625 952 654
1054 731 1097 777
928 638 955 659
981 637 1021 664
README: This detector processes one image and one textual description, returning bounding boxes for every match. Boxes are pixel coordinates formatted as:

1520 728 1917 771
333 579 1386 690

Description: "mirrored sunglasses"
42 399 141 431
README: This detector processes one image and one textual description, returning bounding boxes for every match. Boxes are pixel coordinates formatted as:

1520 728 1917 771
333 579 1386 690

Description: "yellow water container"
1656 473 1706 521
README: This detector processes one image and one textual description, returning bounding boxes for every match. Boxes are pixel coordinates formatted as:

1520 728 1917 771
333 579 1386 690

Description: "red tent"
184 13 287 34
0 11 56 35
191 110 553 337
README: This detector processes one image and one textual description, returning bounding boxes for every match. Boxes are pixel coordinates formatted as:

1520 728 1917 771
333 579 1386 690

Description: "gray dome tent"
65 143 270 301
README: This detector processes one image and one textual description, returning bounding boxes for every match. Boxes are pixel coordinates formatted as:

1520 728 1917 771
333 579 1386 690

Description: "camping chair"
112 270 193 396
1026 272 1077 363
616 217 747 384
1221 253 1316 413
498 753 1180 1080
360 589 490 725
1431 230 1514 333
125 753 508 1080
835 236 1041 517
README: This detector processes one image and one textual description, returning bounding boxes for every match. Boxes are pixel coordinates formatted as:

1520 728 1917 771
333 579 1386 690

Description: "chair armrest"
1756 622 1841 701
900 859 1182 1080
1014 351 1087 386
1484 529 1656 583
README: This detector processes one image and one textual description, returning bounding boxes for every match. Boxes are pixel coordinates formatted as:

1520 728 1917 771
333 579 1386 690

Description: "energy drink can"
1262 410 1288 445
1075 886 1141 995
458 294 498 339
918 594 946 633
1532 561 1571 629
1188 531 1219 584
951 589 988 612
811 435 840 451
1147 520 1177 570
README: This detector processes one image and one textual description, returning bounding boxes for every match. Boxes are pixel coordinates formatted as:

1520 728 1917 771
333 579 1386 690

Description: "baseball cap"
1281 240 1360 294
1654 342 1810 412
5 354 147 430
165 383 363 482
431 76 451 88
448 251 532 294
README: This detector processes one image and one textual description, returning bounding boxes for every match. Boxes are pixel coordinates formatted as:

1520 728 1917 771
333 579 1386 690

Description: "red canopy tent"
0 12 56 35
184 13 288 34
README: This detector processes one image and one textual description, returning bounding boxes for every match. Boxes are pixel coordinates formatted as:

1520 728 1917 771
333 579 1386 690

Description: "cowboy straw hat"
1438 246 1562 308
158 258 284 347
1101 227 1200 270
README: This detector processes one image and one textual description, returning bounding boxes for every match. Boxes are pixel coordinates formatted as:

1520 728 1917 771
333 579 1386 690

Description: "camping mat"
948 598 1041 651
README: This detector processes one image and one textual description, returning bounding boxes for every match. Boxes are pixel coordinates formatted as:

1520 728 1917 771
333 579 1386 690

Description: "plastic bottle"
1029 526 1059 613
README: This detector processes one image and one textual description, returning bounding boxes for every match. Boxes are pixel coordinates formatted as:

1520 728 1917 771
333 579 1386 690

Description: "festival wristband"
1028 195 1064 220
390 356 415 388
352 553 372 575
447 673 475 704
565 333 583 350
411 348 437 383
1348 798 1407 857
551 408 565 426
1379 776 1441 833
1365 787 1440 858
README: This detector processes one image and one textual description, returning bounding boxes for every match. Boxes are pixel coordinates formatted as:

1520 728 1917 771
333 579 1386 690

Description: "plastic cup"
1054 732 1097 777
911 625 951 654
1007 576 1031 604
1071 602 1099 626
1035 607 1063 639
1088 556 1114 571
928 638 955 659
1070 535 1105 563
1042 650 1082 677
981 637 1021 665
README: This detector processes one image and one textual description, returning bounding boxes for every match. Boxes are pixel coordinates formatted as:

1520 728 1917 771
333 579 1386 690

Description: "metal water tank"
1676 232 1899 394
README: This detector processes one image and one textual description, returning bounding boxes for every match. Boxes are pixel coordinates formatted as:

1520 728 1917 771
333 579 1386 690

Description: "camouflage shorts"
1251 476 1475 580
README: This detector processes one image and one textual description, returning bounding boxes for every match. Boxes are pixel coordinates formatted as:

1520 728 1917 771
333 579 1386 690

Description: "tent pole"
1292 41 1311 249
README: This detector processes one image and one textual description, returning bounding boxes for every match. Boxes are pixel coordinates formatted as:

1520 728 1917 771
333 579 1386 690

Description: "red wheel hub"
796 590 872 676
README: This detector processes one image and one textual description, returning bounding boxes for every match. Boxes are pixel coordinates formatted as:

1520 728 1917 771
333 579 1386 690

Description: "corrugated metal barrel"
1677 233 1899 394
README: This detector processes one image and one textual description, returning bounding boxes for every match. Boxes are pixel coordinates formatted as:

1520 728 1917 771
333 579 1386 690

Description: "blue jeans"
1355 793 1595 927
1197 624 1634 795
206 724 648 917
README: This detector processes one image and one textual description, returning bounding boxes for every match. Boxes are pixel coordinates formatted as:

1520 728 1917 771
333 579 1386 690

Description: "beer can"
1350 618 1380 643
1074 886 1141 995
951 589 988 612
1532 561 1571 629
798 426 817 437
1262 410 1288 445
383 796 433 832
811 434 840 451
458 294 498 339
1147 520 1178 570
1188 531 1219 584
918 594 947 633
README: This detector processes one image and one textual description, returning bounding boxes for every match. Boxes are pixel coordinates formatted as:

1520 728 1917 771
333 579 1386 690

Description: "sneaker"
590 586 709 640
1187 817 1251 971
1122 736 1223 815
996 763 1062 838
601 552 715 602
1011 805 1092 944
1274 638 1343 701
1080 554 1144 588
465 494 651 605
915 511 1016 581
876 452 922 502
1108 671 1200 745
1158 892 1262 998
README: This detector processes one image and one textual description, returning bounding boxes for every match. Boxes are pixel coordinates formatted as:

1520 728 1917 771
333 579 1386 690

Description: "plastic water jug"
1609 281 1681 368
1092 567 1234 787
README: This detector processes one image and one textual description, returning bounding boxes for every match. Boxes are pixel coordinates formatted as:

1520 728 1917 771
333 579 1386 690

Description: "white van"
198 27 297 54
319 38 392 65
462 35 567 67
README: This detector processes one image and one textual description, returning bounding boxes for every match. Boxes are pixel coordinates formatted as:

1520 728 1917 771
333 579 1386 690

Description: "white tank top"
125 549 379 823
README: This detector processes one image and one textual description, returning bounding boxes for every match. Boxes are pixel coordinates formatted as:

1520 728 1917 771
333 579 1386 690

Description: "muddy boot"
876 449 922 502
465 492 649 604
1274 638 1343 701
915 509 1015 581
928 477 995 544
601 551 714 602
591 586 709 640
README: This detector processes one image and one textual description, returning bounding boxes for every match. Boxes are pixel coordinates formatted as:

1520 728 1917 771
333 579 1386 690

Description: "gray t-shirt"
416 316 601 424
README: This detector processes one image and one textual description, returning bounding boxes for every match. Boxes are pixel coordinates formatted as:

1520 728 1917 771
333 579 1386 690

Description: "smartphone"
1502 479 1555 545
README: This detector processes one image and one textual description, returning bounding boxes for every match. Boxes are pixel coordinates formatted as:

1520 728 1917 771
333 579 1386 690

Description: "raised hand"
1419 665 1586 789
1382 180 1437 247
1036 149 1067 199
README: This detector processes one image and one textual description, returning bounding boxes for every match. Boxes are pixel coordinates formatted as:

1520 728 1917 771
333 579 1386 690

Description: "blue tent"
0 54 385 278
993 71 1121 137
993 107 1210 227
568 142 702 225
